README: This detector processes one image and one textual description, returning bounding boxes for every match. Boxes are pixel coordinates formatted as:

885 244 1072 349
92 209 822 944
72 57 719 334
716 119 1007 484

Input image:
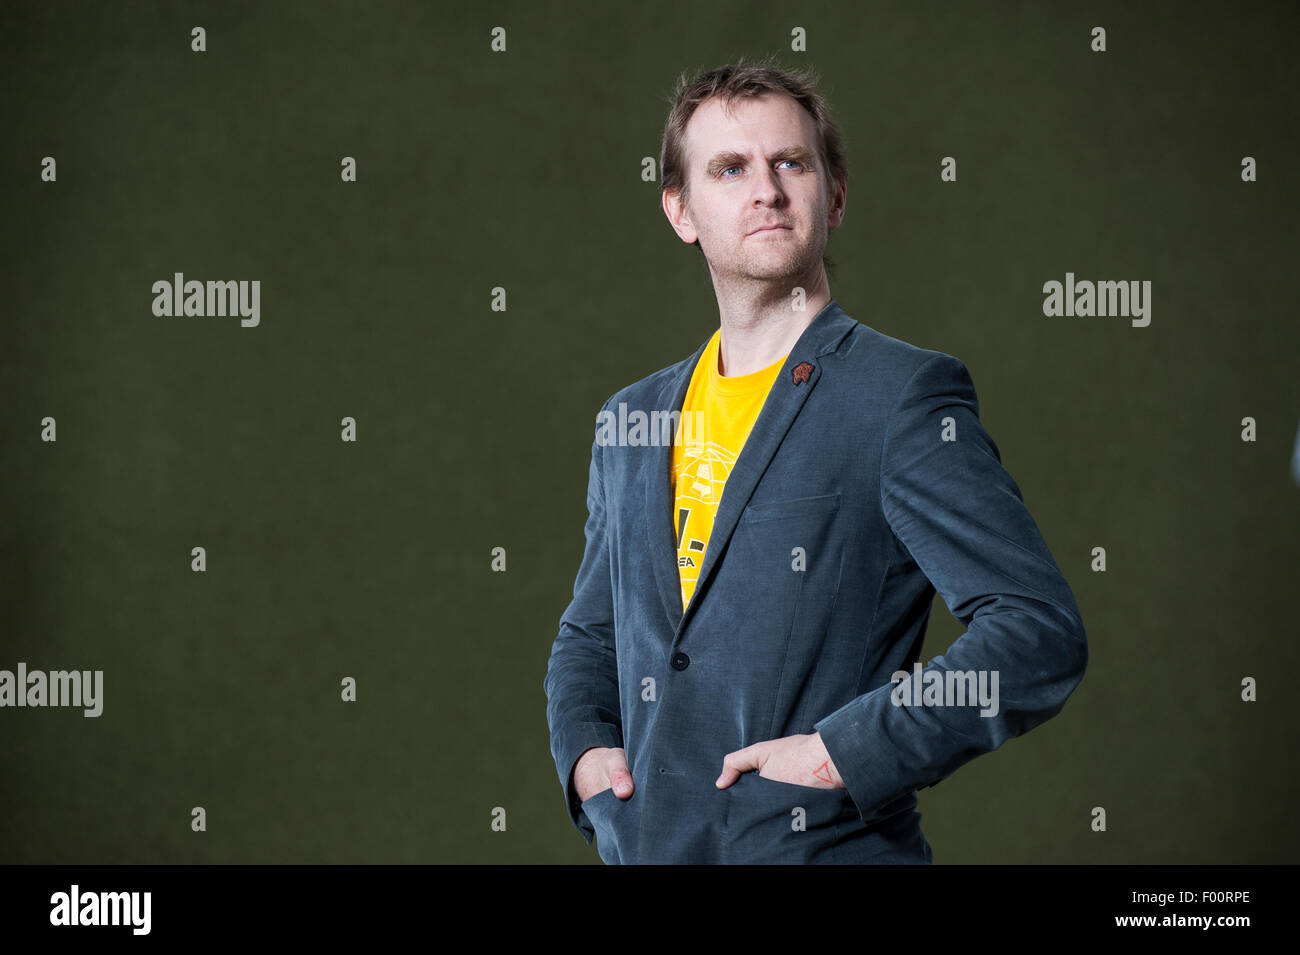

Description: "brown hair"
659 54 848 273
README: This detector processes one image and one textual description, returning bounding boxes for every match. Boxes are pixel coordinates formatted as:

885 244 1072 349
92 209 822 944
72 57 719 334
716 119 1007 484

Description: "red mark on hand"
812 760 833 785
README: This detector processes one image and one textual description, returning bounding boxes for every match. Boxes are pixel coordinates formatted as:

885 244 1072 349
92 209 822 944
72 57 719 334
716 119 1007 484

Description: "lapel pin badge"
791 361 814 386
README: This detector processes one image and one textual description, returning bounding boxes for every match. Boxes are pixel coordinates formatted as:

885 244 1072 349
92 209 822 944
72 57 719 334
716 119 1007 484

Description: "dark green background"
2 0 1296 863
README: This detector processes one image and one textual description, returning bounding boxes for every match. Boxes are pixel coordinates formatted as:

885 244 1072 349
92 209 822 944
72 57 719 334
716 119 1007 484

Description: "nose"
751 164 785 207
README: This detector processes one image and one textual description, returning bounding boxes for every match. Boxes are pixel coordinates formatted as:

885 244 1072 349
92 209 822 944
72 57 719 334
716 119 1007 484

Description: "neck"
708 269 831 377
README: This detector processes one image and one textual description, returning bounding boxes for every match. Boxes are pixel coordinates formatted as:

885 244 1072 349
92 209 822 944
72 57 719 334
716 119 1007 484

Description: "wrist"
808 732 843 788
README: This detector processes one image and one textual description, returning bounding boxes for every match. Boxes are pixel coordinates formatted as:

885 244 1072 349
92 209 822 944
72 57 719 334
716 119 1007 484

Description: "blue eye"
719 159 804 178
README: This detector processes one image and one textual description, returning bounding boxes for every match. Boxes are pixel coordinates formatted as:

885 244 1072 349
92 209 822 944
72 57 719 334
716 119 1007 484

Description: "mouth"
749 225 792 235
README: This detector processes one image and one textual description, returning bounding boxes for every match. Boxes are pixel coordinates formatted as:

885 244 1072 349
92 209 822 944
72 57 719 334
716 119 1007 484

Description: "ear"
662 188 699 245
826 175 847 231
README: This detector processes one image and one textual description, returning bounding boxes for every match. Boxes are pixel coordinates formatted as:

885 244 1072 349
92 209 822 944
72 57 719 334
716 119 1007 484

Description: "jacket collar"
645 297 858 637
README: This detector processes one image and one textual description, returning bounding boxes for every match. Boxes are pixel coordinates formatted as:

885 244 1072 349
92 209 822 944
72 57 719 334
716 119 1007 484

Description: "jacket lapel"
646 340 705 633
645 298 859 637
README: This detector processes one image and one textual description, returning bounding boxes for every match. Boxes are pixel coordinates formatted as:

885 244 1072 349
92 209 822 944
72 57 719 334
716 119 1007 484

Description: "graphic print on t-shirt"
674 440 739 601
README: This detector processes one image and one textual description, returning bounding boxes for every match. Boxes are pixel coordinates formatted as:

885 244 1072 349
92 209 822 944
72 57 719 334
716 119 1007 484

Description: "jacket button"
670 651 690 670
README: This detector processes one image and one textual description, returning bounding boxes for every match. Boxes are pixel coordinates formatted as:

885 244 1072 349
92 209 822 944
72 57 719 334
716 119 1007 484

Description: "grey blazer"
544 298 1087 863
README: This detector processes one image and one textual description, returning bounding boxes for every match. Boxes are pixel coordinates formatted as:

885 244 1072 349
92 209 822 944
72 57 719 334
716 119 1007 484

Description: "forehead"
683 92 818 167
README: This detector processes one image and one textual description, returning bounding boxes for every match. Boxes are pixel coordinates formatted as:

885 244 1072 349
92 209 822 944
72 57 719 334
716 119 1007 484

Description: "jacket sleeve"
813 353 1088 822
543 398 625 843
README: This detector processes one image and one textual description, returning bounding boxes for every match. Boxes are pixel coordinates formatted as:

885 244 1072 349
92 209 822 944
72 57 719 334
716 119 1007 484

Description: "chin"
743 250 812 278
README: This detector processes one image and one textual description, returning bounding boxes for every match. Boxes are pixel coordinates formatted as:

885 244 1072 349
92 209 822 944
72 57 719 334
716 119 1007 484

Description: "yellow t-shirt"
671 328 789 611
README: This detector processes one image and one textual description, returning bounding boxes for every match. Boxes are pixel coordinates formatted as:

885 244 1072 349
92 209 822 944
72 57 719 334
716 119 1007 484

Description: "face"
663 92 846 283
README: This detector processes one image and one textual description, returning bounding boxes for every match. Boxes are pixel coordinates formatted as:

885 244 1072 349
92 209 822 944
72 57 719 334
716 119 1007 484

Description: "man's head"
660 56 848 285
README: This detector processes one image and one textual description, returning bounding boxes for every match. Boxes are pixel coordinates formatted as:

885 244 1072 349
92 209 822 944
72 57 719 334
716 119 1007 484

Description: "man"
543 58 1088 864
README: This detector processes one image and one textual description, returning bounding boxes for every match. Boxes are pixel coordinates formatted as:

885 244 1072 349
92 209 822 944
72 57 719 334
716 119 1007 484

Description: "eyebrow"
704 145 818 178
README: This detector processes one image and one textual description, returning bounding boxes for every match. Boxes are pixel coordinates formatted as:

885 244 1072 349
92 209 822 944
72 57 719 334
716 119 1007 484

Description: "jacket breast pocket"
740 492 841 525
735 492 844 597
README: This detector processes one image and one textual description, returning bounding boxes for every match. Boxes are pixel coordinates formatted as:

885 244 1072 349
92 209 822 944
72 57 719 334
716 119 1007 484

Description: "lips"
749 224 792 235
